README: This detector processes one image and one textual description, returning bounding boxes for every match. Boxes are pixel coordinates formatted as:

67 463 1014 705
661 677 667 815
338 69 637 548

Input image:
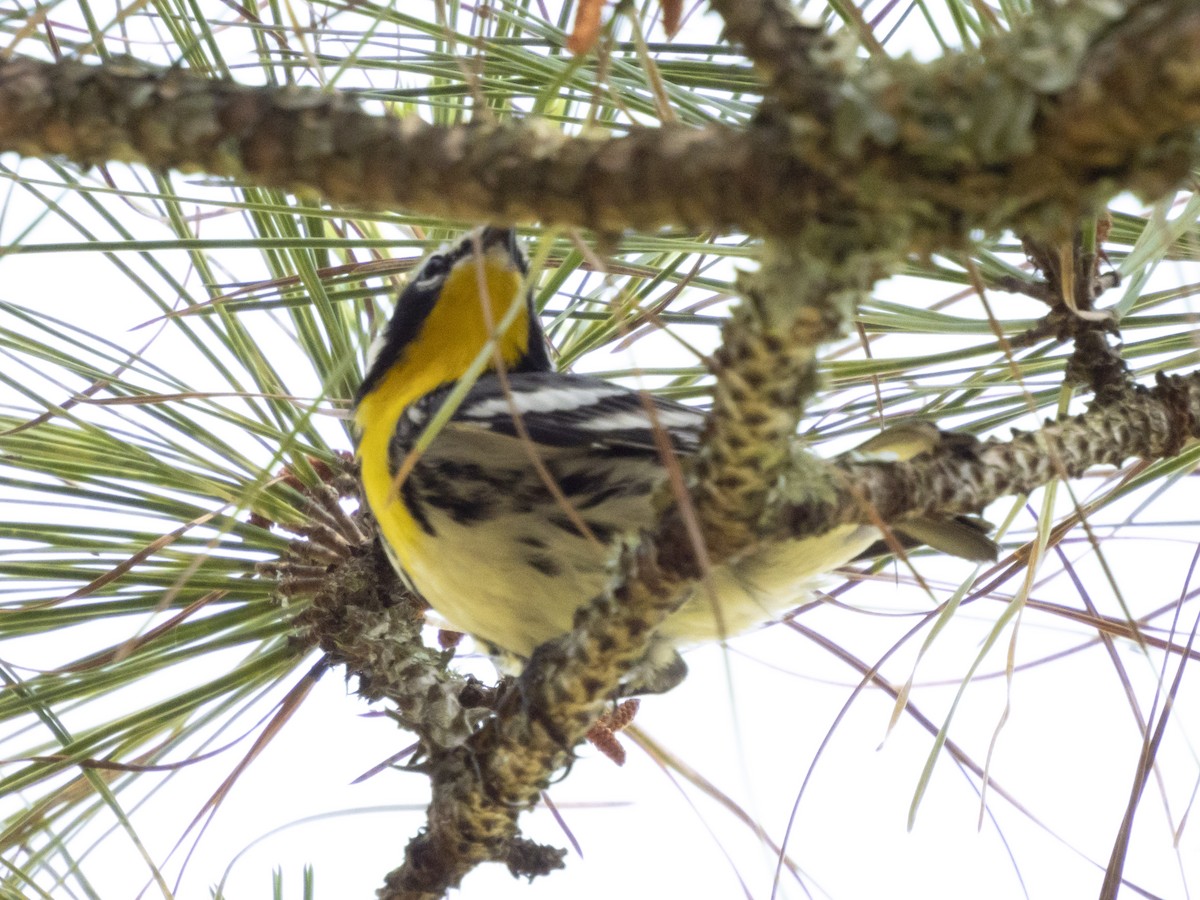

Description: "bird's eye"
415 253 450 285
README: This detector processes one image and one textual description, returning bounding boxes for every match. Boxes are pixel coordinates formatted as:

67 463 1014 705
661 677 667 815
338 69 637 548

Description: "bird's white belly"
403 509 614 659
404 499 876 659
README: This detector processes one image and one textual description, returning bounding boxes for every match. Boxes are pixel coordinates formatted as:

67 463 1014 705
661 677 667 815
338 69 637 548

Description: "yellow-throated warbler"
353 227 996 693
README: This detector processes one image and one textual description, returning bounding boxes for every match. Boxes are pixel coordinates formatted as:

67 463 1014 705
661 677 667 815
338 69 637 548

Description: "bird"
352 226 996 694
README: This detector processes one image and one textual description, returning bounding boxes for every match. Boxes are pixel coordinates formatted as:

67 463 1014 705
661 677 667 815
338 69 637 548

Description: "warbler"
353 227 996 693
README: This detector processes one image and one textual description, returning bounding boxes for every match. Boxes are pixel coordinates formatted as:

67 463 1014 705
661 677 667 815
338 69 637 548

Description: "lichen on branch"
0 1 1197 240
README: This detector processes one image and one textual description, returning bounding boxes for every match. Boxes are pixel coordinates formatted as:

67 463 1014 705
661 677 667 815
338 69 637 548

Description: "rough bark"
0 2 1195 243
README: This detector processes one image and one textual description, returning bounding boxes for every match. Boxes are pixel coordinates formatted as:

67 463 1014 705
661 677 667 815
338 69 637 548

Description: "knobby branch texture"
376 3 1200 891
0 2 1196 243
384 236 891 898
3 0 1199 898
705 0 844 109
382 351 1200 900
794 372 1200 538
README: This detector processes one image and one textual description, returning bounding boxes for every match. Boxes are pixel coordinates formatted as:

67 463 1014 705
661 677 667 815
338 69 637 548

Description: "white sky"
1 3 1198 900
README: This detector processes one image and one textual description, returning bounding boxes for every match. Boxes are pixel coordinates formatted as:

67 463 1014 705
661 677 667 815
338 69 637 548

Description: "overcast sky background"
0 2 1198 899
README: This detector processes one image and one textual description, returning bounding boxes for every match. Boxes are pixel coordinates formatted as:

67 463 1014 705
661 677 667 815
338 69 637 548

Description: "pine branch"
380 235 890 896
0 0 1197 240
814 373 1200 533
4 1 1197 896
380 366 1200 899
706 0 841 108
360 2 1200 894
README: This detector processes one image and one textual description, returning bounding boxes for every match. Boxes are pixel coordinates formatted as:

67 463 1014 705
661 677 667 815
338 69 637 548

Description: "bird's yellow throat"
354 251 530 558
